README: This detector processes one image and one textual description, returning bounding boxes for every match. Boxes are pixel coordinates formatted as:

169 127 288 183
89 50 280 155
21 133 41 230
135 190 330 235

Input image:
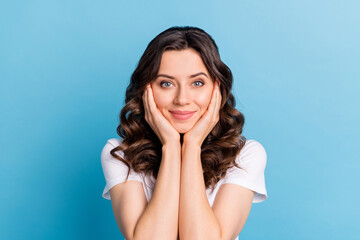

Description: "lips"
170 110 195 114
169 110 196 120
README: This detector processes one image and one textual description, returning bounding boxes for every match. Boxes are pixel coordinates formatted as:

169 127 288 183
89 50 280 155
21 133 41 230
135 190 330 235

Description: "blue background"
1 0 359 239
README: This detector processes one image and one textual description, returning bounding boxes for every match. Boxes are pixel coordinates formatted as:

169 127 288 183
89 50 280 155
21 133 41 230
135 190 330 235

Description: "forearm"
179 143 221 240
133 142 181 240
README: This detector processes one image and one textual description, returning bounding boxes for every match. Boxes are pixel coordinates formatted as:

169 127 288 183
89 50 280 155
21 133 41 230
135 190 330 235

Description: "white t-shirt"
101 138 268 205
101 138 267 240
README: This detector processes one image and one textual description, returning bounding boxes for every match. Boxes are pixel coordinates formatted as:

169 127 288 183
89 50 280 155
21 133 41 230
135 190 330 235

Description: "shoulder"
240 139 267 158
235 139 267 169
103 138 123 149
222 139 268 203
101 138 124 164
100 138 145 200
101 138 123 153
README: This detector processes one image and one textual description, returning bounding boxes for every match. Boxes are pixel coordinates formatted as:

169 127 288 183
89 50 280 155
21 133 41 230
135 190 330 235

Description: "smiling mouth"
169 111 196 120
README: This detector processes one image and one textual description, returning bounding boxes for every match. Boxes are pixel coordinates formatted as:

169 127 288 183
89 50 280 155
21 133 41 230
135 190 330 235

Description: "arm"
179 80 222 239
133 142 181 240
179 142 255 240
130 84 181 240
110 142 181 240
179 80 254 239
179 143 221 240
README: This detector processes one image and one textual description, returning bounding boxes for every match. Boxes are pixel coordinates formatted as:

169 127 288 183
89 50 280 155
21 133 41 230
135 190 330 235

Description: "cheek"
152 93 162 108
152 89 169 111
196 91 212 110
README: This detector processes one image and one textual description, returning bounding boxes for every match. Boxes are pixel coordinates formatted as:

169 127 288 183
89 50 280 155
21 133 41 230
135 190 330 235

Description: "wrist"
162 141 181 152
182 135 202 147
181 140 202 153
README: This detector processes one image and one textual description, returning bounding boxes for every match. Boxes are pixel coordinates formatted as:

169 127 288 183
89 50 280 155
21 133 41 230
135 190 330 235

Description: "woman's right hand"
142 84 180 146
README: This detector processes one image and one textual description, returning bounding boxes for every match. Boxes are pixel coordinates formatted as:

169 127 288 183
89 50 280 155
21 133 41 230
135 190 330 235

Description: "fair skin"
150 48 215 136
110 48 255 240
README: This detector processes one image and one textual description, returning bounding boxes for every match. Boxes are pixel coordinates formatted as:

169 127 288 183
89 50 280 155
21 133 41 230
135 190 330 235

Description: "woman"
101 26 267 240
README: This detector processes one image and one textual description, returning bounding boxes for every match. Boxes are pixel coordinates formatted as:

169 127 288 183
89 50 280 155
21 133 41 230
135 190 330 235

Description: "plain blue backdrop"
1 0 359 239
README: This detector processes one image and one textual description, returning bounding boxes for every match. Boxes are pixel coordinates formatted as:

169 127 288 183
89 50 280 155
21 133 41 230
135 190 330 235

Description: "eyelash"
160 80 204 88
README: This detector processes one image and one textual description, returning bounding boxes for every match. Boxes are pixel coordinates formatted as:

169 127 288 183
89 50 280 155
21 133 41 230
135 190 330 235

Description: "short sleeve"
100 138 143 200
222 139 268 203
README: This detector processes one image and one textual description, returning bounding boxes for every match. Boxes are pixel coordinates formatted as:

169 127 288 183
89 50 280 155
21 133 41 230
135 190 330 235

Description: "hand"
142 84 180 145
183 80 222 147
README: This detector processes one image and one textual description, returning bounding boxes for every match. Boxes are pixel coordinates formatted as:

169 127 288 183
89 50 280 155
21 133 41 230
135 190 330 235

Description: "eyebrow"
155 72 209 80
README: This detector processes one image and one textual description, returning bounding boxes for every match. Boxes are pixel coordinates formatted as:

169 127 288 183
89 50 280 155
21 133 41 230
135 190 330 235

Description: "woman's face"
150 48 215 134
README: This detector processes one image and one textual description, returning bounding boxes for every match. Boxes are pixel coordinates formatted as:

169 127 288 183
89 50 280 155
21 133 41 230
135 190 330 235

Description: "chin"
173 124 193 134
176 127 190 134
168 117 198 134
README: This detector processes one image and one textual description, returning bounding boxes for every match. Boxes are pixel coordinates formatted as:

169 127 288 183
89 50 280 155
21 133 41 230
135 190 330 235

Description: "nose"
173 86 191 105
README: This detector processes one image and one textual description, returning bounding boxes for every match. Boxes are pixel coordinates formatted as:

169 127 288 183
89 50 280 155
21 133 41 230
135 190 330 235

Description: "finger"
207 83 218 116
147 84 159 114
215 84 221 121
209 82 221 123
143 85 150 121
212 88 220 121
216 81 221 110
142 87 147 118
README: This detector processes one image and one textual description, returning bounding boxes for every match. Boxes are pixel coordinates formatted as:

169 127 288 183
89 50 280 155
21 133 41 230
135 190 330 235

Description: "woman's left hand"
183 80 222 147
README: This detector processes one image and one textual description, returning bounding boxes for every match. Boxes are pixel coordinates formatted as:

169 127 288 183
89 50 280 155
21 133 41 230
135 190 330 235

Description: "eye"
193 80 204 87
160 81 173 88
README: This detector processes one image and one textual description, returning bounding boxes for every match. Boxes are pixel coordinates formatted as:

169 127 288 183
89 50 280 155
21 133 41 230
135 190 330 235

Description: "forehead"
158 49 210 76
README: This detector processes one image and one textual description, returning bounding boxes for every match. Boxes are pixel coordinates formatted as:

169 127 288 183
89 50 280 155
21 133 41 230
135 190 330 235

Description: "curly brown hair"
110 26 246 193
